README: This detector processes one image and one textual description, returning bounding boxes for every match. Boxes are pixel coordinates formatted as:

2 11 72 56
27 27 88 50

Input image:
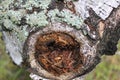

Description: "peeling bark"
0 0 120 80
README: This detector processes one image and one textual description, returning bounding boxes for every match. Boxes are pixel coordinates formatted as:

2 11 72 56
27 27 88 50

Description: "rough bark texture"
0 0 120 80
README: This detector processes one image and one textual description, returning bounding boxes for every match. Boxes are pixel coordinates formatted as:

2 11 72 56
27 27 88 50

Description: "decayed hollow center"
35 32 84 76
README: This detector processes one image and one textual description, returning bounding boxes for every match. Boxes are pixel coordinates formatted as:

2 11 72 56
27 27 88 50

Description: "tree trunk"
0 0 120 80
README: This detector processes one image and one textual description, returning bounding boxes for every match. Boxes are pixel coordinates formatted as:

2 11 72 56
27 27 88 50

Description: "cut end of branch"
35 32 84 76
23 24 100 79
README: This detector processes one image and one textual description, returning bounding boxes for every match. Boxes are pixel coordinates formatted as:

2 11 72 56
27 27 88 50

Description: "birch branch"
0 0 120 80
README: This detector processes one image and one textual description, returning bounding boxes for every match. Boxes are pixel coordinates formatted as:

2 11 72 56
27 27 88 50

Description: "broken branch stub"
23 23 99 80
35 32 83 76
0 0 120 80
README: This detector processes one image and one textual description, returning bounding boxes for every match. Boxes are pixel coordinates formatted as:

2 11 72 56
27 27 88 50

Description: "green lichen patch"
12 26 28 42
6 10 25 24
58 10 83 29
0 0 85 42
0 0 52 42
47 9 84 29
0 0 14 10
22 0 51 9
26 11 48 27
3 19 16 30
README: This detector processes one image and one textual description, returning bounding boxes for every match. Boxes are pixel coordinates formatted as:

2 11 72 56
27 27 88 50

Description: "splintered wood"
35 32 84 76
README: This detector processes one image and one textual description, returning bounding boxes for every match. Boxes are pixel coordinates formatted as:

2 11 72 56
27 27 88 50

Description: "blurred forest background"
0 32 120 80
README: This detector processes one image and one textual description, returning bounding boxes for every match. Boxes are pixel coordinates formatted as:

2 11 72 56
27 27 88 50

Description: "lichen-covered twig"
0 0 120 80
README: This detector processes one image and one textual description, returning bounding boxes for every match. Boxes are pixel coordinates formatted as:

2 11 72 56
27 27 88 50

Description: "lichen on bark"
0 0 120 80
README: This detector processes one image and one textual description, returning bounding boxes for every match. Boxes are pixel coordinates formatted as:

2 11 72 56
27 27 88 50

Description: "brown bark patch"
98 21 105 38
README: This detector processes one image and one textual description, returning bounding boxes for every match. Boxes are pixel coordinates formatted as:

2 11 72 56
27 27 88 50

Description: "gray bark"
0 0 120 80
